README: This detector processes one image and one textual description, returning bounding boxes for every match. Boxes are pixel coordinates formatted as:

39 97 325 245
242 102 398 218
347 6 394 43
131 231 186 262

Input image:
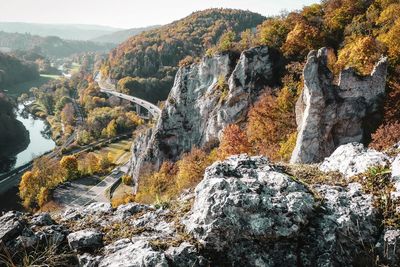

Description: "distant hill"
103 8 266 102
91 25 161 44
0 52 39 88
0 31 114 58
0 22 122 41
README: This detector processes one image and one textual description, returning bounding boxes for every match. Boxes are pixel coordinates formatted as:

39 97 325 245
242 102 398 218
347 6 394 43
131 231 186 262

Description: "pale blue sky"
0 0 319 29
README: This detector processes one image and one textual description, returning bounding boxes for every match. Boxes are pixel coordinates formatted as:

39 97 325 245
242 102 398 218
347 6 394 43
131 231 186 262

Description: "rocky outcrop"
291 48 388 164
67 229 103 252
129 46 274 187
319 142 391 178
1 154 400 266
184 155 381 266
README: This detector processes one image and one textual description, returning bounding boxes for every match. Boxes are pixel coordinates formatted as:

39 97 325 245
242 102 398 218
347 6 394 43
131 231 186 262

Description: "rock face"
129 46 274 187
291 48 388 164
319 142 391 178
184 155 381 265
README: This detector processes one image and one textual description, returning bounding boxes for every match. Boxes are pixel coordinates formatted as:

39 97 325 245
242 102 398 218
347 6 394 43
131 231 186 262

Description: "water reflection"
0 104 56 173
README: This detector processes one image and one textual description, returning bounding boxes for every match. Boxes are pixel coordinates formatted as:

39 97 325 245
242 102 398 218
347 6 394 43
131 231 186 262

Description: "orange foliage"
219 124 251 159
370 122 400 151
246 89 297 161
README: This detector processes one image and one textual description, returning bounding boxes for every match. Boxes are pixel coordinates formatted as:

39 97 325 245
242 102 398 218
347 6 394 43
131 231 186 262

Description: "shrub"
370 121 400 151
37 187 50 208
111 193 135 208
122 175 133 186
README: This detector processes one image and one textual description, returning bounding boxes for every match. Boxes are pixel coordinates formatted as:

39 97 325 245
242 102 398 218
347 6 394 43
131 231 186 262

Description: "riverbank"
0 104 56 174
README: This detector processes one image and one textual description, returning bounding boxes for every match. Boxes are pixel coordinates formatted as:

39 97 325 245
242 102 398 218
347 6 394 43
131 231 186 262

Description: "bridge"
95 73 161 119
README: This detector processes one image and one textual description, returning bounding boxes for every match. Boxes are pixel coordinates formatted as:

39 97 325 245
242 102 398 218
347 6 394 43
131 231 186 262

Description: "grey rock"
78 253 102 267
381 229 400 266
67 229 103 251
30 212 54 226
393 154 400 178
165 242 208 267
391 154 400 213
99 240 168 267
129 46 274 188
113 202 150 220
183 155 380 265
291 48 387 163
85 202 113 215
184 155 315 264
301 183 380 266
319 142 390 178
35 225 67 246
0 211 25 242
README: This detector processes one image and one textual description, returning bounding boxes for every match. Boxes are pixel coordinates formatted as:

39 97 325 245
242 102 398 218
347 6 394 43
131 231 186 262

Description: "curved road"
95 73 161 118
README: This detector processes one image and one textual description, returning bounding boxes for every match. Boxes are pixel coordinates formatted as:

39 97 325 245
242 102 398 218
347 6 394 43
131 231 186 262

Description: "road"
95 73 161 118
53 155 130 208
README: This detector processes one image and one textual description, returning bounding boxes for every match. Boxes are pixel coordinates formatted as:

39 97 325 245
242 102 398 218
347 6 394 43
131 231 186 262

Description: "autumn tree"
176 148 214 190
60 103 75 126
60 155 79 180
257 18 290 49
246 89 297 161
336 36 386 75
216 31 236 52
219 124 251 159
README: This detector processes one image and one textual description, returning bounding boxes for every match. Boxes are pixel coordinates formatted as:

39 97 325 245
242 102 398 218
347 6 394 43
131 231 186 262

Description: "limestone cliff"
291 48 388 164
129 46 274 185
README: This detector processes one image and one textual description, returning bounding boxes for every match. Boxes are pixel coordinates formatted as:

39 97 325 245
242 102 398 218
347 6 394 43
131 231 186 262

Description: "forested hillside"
0 31 114 58
101 9 265 102
0 52 39 88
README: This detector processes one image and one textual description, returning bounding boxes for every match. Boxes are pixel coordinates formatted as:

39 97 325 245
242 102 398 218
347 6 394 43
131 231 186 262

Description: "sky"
0 0 319 29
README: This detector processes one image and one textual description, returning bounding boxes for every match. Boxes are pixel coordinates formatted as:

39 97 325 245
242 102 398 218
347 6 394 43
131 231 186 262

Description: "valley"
0 1 399 266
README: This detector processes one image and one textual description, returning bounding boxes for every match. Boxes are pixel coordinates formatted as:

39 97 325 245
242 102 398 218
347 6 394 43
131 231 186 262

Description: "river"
0 103 56 211
13 104 56 168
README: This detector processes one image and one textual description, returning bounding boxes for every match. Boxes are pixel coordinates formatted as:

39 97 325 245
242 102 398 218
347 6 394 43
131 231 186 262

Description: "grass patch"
92 140 132 165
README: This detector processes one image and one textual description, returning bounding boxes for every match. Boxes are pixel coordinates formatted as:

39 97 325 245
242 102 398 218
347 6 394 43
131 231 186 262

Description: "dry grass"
0 240 76 267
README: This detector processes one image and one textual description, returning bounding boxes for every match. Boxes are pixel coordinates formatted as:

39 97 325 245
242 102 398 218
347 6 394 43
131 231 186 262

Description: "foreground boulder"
184 155 381 266
184 155 315 253
291 48 387 164
319 142 391 178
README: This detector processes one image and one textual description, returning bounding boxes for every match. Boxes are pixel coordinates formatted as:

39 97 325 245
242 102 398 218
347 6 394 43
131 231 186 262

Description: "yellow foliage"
60 155 79 180
176 148 212 190
336 36 386 75
278 132 298 161
37 187 50 208
111 193 135 208
378 18 400 64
